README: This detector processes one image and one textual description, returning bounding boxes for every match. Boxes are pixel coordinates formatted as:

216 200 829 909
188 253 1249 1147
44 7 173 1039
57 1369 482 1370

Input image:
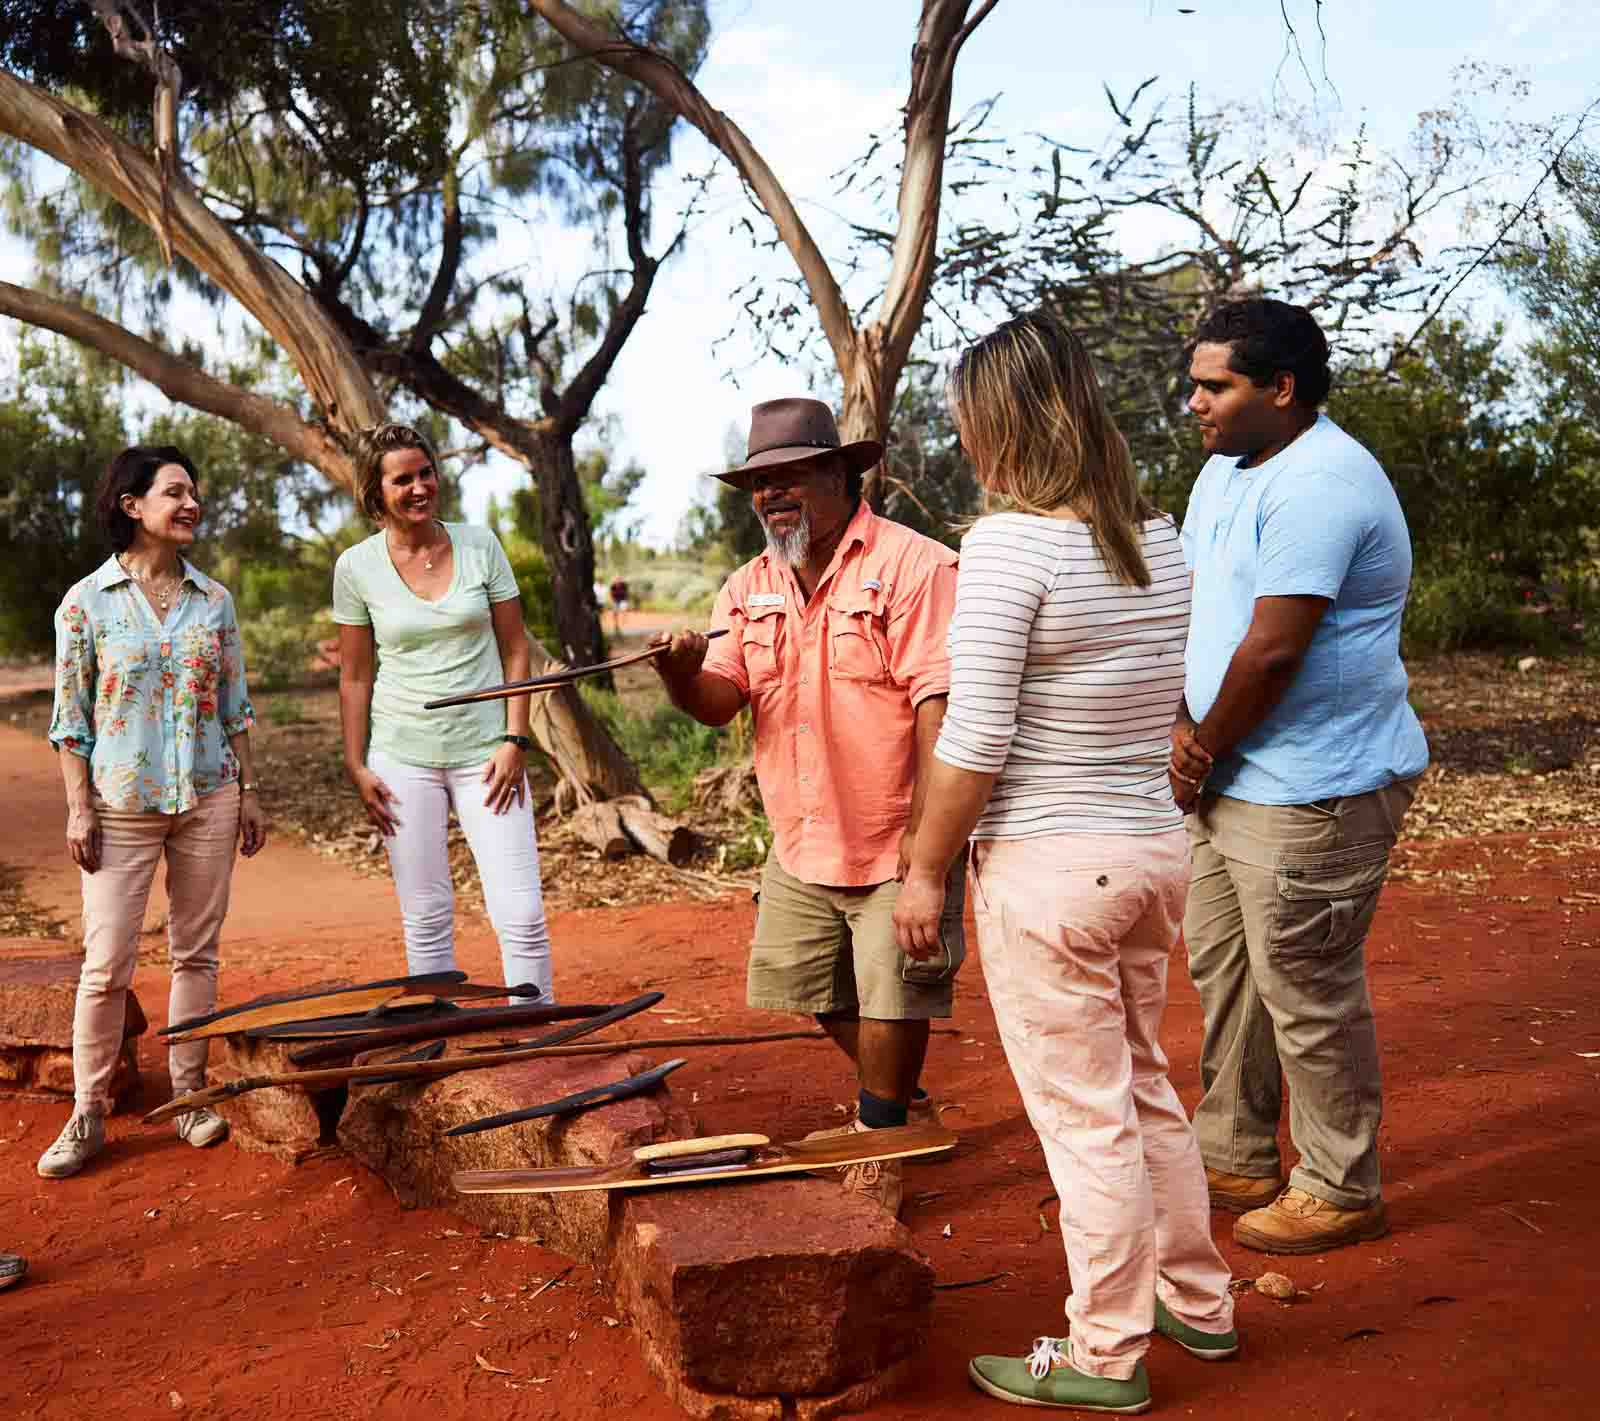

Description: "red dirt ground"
3 718 1599 1420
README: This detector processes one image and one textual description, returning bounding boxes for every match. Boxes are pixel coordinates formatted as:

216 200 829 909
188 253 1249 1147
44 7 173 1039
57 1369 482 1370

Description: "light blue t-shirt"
332 522 520 768
1179 414 1428 804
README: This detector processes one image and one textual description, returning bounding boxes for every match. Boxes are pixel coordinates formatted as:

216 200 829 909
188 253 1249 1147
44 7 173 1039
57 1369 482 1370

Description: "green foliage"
0 339 122 653
577 684 724 812
1502 145 1600 428
495 531 561 656
1400 565 1561 658
241 605 334 691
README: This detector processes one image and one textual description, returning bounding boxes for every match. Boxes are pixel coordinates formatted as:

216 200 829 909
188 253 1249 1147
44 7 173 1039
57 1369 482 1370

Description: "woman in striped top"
894 313 1235 1412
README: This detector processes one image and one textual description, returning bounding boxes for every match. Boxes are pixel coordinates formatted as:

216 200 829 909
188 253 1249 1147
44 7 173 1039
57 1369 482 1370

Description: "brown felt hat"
715 397 883 488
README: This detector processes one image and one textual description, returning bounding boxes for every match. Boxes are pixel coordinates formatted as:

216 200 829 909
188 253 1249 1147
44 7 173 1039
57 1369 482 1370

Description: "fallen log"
615 796 696 867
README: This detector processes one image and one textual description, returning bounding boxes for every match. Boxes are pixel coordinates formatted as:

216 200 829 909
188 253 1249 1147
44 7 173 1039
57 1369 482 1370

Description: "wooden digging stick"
422 630 727 709
163 979 541 1042
142 1028 829 1125
282 1002 618 1064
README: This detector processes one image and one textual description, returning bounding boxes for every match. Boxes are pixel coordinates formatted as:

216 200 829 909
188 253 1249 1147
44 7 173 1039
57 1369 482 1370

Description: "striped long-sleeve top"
934 511 1191 838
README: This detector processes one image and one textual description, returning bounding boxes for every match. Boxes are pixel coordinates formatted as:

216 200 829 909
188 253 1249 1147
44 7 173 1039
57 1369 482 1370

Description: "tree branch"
0 280 353 483
529 0 858 374
557 107 659 437
411 166 463 351
0 67 386 440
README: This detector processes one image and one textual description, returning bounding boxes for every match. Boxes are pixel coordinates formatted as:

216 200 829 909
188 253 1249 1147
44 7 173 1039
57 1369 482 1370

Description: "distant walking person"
608 575 630 636
895 314 1235 1412
1173 299 1428 1254
333 424 553 997
42 445 267 1179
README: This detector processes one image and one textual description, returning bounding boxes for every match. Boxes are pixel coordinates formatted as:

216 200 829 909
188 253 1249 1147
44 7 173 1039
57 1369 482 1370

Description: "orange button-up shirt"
704 503 958 887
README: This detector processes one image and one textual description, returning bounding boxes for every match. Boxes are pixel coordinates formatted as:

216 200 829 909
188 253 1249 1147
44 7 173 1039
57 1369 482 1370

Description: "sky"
3 1 1599 545
476 0 1600 545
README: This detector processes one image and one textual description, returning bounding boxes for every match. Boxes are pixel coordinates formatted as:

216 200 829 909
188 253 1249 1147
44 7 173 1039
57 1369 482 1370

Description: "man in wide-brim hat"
652 397 966 1217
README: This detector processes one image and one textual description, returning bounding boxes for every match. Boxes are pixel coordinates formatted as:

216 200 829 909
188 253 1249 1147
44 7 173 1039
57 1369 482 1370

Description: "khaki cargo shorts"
747 853 966 1020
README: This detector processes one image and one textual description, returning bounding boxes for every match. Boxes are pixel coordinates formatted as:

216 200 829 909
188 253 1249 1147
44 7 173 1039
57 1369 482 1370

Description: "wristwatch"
240 781 260 793
502 734 532 752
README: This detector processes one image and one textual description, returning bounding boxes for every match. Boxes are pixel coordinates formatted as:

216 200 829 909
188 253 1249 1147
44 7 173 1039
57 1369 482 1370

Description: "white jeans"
367 749 553 997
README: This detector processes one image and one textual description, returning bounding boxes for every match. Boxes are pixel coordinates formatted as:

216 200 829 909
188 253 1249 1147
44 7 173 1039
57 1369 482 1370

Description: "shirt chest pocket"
740 607 784 693
827 599 890 683
96 631 152 691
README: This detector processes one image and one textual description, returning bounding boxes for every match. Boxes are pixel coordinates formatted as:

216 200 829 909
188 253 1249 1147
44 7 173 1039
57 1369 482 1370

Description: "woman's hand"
1169 719 1213 811
481 741 527 815
238 791 268 858
66 803 101 874
893 867 946 962
350 765 400 836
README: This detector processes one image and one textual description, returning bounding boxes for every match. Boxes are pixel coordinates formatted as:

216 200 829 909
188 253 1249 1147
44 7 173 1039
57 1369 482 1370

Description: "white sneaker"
37 1111 106 1179
174 1106 230 1148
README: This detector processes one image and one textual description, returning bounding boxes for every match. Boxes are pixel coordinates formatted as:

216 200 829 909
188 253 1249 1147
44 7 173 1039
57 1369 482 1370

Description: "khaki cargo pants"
1183 778 1418 1210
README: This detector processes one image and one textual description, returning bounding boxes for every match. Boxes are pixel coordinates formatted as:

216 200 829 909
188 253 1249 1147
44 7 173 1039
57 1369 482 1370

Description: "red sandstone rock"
612 1180 934 1407
0 943 145 1108
336 1043 697 1259
209 1031 345 1161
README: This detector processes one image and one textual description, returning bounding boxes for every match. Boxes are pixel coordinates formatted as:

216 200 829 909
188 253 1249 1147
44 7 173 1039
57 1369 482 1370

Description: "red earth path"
2 719 1598 1420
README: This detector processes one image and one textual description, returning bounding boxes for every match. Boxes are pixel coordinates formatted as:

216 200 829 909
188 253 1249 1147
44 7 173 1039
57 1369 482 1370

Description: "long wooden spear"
422 630 726 709
142 1027 828 1125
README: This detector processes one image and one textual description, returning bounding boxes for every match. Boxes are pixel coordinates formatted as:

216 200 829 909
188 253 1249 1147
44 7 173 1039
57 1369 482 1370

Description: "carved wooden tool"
281 1002 618 1063
452 1123 958 1195
143 1026 829 1125
422 629 727 709
163 976 543 1043
444 1058 687 1137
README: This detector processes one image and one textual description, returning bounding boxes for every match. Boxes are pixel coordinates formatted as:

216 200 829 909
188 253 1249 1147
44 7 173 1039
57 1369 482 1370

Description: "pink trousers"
970 828 1233 1379
75 783 239 1111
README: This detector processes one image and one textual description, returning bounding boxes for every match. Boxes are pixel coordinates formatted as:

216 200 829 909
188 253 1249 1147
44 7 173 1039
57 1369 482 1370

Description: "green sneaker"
968 1338 1151 1412
1153 1298 1238 1360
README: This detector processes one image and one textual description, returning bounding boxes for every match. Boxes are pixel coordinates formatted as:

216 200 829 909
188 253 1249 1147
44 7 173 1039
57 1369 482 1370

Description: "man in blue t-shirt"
1171 299 1428 1256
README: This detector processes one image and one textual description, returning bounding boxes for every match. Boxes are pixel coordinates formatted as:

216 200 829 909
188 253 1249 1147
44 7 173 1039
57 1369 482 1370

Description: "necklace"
390 524 444 571
119 554 181 611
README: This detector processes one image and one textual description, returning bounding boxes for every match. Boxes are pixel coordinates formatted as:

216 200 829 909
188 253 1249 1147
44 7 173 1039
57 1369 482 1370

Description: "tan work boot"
1234 1187 1389 1254
802 1119 905 1216
1205 1166 1284 1214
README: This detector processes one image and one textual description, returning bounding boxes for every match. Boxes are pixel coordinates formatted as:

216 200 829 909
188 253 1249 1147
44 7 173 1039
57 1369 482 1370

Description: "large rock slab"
612 1183 934 1418
337 1045 697 1260
209 1032 346 1162
0 943 145 1109
336 1038 935 1416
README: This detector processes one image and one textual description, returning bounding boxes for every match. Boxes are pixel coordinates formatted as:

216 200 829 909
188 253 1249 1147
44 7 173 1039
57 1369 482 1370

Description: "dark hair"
95 445 201 552
1192 299 1331 408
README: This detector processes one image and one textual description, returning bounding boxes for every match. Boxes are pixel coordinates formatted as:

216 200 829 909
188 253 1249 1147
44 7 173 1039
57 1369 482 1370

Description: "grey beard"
761 505 813 565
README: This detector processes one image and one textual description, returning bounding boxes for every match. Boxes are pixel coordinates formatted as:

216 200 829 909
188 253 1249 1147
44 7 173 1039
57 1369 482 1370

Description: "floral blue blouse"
49 557 256 814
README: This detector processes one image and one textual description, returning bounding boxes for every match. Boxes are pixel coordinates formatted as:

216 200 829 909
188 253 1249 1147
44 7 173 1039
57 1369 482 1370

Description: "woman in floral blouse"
40 445 266 1180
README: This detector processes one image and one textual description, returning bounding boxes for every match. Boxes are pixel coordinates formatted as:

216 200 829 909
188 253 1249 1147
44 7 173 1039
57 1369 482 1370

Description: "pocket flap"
1276 843 1390 901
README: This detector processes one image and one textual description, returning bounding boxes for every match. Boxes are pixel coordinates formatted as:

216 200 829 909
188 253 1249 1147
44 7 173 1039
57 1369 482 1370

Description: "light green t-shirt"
332 523 521 768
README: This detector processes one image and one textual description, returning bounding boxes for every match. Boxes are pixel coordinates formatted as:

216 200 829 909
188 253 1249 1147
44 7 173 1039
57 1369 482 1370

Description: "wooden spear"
143 1027 828 1125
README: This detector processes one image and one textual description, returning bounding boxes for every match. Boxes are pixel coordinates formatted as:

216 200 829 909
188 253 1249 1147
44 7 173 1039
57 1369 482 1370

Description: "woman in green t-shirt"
332 424 553 997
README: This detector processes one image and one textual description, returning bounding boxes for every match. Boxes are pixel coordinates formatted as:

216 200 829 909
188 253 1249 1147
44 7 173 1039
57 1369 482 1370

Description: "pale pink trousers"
970 828 1234 1380
74 783 239 1112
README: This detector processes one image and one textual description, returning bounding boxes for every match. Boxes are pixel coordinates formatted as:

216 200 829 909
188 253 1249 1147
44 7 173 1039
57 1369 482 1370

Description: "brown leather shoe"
1234 1187 1389 1254
1205 1167 1284 1214
802 1120 905 1216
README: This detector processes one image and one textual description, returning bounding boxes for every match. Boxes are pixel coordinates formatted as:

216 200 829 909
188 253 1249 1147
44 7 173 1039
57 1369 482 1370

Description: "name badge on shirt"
749 593 785 607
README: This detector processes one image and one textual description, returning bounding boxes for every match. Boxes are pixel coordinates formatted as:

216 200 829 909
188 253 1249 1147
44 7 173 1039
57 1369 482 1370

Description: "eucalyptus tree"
0 0 711 804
